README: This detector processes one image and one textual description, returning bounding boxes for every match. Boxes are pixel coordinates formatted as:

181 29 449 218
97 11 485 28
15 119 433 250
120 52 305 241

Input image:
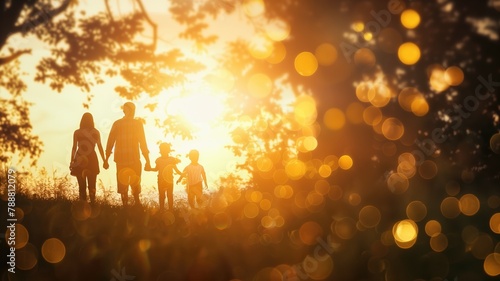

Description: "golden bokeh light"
381 117 405 140
410 95 429 116
397 159 416 178
445 181 461 196
315 43 338 66
265 20 290 41
387 172 409 194
398 42 421 65
400 9 421 29
338 155 353 170
260 198 272 210
348 192 361 206
294 95 317 126
356 82 371 102
314 180 330 195
213 212 232 230
393 220 418 248
459 193 480 216
359 205 381 228
419 160 438 179
444 66 464 86
429 233 448 252
406 201 427 222
306 255 334 280
393 221 417 242
318 164 332 178
256 156 273 172
484 253 500 276
428 64 450 93
346 102 364 124
334 217 357 240
354 48 376 68
471 234 494 259
248 34 274 59
490 133 500 154
440 197 461 219
323 108 346 130
299 221 323 245
425 220 442 237
490 213 500 234
16 243 38 270
266 41 287 64
398 87 423 112
369 85 392 108
328 185 343 201
294 52 319 76
352 21 364 32
244 202 260 218
285 159 307 180
42 238 66 263
4 223 27 250
274 185 294 199
363 32 373 41
243 0 265 17
363 106 383 126
248 73 273 99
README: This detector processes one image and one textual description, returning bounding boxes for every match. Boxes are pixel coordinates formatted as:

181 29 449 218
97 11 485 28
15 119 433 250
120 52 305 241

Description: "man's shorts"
116 162 142 194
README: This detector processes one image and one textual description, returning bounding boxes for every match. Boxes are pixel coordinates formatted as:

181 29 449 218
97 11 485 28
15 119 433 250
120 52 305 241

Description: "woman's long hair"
80 112 95 129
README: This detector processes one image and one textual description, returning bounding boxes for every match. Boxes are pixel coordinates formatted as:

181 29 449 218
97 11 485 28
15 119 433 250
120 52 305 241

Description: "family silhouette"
70 102 207 209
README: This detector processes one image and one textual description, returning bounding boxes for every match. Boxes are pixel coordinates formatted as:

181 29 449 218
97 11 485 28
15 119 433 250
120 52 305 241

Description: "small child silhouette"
177 149 208 209
145 143 181 211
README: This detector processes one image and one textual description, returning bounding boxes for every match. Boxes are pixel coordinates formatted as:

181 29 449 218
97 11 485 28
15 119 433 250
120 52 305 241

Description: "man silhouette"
104 102 151 207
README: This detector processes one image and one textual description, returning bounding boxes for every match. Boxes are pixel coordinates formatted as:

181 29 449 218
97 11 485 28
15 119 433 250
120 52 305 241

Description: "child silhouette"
177 149 208 209
145 143 181 211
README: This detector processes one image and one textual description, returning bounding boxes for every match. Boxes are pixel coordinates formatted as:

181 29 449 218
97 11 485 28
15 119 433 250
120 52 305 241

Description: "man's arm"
104 122 116 169
137 121 150 167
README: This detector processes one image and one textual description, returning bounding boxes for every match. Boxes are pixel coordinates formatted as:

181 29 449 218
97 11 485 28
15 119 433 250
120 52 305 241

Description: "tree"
0 0 206 164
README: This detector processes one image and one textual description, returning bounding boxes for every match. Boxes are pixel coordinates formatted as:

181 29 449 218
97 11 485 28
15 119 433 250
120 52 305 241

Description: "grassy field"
1 172 500 281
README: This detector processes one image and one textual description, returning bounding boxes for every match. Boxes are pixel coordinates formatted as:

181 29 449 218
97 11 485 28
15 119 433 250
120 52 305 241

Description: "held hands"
144 162 152 171
103 160 109 170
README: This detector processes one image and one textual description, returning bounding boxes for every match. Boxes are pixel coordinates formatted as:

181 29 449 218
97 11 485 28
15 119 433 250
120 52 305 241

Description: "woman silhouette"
70 113 106 204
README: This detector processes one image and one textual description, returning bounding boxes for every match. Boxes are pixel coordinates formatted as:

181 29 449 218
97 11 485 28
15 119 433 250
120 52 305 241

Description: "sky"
11 0 275 202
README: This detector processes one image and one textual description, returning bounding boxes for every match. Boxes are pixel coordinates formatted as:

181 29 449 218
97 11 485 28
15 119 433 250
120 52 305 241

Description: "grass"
1 172 499 280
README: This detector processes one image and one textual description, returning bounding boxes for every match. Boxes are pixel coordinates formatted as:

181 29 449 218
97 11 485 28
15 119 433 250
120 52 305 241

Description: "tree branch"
11 0 72 34
134 0 157 50
105 0 114 22
0 49 32 66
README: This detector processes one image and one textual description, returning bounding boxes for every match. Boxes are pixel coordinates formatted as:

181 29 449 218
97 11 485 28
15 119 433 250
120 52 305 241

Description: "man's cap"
122 102 136 111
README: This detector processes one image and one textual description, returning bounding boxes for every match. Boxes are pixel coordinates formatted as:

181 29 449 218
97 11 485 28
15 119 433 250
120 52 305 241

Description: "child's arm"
173 165 182 175
176 169 186 184
201 166 208 189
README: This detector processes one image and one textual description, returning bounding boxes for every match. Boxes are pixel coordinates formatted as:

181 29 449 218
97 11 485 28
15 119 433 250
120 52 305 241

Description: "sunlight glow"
167 90 225 127
243 0 265 17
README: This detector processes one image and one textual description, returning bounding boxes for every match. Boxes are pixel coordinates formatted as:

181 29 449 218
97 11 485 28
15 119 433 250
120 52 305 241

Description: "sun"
166 89 226 129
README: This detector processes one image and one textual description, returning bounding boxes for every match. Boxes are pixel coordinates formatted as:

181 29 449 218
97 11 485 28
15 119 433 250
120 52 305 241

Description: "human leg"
187 185 195 208
158 181 166 210
76 174 87 201
130 162 142 206
87 173 97 204
166 183 174 210
116 164 130 206
192 183 203 208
